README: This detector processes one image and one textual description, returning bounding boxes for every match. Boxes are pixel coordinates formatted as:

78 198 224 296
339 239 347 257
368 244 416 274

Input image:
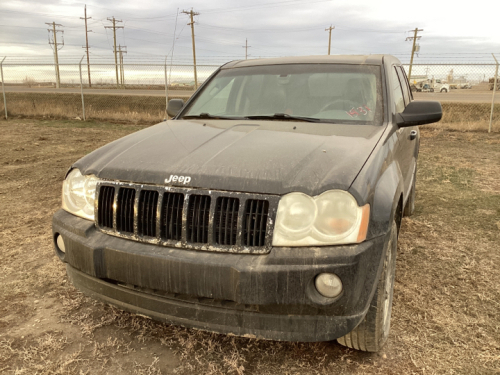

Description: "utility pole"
406 28 423 83
182 9 200 89
105 17 123 88
242 38 251 59
117 45 127 86
81 5 92 87
325 25 335 55
46 22 64 88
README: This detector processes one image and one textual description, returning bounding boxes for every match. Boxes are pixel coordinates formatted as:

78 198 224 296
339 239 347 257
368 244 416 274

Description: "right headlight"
272 190 370 247
62 168 98 221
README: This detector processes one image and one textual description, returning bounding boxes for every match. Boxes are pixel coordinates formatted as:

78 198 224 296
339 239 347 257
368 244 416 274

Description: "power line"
198 0 332 15
168 9 180 85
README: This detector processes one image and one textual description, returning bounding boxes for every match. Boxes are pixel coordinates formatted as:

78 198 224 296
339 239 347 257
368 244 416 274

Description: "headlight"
272 190 370 246
62 169 98 221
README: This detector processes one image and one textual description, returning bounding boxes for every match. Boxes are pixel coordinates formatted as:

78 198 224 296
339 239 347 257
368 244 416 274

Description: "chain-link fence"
1 60 499 130
403 63 500 131
0 62 219 124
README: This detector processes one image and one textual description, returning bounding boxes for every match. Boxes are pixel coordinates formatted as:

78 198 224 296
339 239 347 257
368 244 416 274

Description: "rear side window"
392 67 405 113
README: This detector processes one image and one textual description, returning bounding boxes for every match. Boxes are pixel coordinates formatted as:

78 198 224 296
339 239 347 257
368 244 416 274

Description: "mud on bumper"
53 209 389 342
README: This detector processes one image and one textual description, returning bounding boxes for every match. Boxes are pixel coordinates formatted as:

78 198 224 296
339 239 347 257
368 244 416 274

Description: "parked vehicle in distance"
411 78 449 93
489 77 500 90
52 55 442 353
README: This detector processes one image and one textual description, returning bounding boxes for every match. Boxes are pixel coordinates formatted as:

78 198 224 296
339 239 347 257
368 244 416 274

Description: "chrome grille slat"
116 188 135 233
98 186 114 228
95 182 278 254
187 195 211 244
161 192 184 241
138 190 158 237
214 197 239 246
243 199 269 247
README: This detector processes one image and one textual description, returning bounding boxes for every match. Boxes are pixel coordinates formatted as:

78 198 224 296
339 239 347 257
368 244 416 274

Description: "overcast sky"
1 0 499 65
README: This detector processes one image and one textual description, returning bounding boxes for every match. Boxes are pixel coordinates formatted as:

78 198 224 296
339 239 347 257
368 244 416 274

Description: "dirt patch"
0 119 499 374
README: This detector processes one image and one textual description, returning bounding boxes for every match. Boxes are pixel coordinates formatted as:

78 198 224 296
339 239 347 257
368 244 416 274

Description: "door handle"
410 130 418 140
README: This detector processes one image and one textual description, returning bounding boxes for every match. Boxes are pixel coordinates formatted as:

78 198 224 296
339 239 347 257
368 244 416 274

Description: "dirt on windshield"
0 119 499 374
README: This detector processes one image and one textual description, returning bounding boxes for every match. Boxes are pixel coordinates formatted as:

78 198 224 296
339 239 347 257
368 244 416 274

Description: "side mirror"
396 101 442 127
167 99 185 118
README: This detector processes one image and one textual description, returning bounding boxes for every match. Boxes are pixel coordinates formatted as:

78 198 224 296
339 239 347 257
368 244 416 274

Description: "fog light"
315 273 342 298
56 234 66 253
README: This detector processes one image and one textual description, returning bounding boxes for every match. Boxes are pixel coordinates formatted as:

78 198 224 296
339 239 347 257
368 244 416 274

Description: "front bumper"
53 209 389 342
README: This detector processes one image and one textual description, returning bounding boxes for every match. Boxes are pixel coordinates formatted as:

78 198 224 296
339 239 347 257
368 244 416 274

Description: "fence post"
164 57 169 119
1 57 6 120
79 56 86 120
489 54 499 133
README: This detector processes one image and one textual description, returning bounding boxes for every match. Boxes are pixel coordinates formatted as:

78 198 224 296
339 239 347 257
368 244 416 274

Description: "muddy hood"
75 120 385 196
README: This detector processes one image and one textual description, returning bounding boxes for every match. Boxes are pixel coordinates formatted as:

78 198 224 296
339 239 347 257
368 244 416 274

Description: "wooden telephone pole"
46 22 64 88
325 25 335 55
242 38 251 59
105 17 123 88
117 45 127 86
81 5 92 87
406 28 423 83
182 9 200 89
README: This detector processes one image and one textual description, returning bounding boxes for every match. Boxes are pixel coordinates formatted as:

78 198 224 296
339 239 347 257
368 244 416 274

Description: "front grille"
95 182 278 254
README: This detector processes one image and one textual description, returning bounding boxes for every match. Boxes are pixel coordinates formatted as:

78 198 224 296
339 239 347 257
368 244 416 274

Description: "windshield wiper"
245 113 324 123
182 113 245 120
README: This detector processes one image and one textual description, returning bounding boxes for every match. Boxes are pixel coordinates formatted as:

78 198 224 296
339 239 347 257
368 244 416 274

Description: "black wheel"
337 221 398 352
404 166 416 217
430 88 434 92
440 88 448 93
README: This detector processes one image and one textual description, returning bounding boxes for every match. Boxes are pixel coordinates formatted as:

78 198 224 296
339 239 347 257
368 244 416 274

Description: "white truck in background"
410 78 450 93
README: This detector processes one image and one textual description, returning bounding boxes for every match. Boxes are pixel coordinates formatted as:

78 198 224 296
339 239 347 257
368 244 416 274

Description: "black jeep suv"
52 55 441 352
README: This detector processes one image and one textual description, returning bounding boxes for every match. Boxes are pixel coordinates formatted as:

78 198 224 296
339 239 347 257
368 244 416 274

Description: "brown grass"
0 119 499 374
437 102 500 130
0 93 187 125
1 92 499 131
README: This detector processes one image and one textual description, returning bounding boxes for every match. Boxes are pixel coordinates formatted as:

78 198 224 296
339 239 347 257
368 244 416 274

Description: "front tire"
337 221 398 352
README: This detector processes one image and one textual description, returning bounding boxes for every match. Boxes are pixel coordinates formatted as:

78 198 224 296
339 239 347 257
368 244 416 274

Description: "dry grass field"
1 92 500 130
0 118 499 374
1 93 186 125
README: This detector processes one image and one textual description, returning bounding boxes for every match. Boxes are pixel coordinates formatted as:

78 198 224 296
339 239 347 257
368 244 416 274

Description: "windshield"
181 63 383 125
